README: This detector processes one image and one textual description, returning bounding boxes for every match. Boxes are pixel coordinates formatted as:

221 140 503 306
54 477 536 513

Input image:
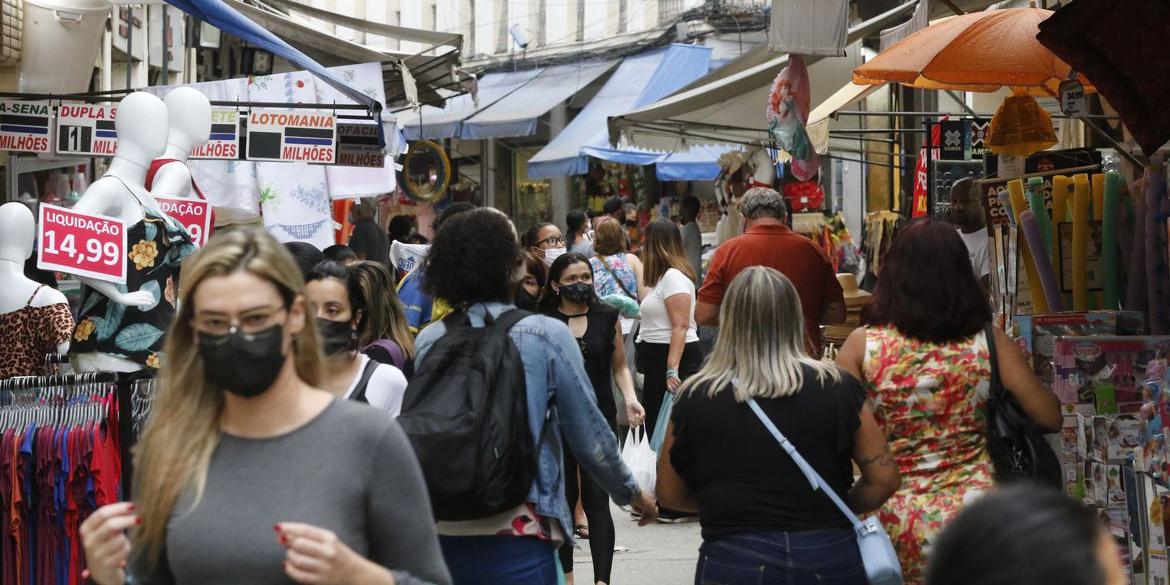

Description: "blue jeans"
440 535 559 585
695 528 866 585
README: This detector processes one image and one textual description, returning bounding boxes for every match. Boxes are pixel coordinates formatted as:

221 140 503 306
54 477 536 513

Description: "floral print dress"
72 211 196 367
863 326 996 585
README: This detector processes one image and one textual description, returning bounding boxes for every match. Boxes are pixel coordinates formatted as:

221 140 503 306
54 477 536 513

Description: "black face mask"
559 282 594 305
624 219 637 228
515 287 539 311
316 317 356 356
197 325 287 398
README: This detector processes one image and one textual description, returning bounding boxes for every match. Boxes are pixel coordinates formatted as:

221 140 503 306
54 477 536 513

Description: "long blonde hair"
680 266 839 401
133 227 323 568
349 260 415 358
642 218 696 287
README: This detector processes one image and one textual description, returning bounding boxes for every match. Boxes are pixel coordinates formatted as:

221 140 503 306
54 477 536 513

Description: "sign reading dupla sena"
37 204 127 284
56 104 118 156
191 109 240 160
0 101 52 153
245 109 336 164
154 196 213 247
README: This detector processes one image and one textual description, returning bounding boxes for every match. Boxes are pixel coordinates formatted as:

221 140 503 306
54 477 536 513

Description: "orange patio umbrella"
852 6 1094 97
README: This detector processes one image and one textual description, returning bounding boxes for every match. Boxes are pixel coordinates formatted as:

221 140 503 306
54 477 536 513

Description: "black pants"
636 341 703 436
559 441 616 582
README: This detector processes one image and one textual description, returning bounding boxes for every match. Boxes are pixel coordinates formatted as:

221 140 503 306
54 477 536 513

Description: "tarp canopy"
656 144 744 181
399 69 543 140
606 2 920 152
528 44 713 179
461 61 618 139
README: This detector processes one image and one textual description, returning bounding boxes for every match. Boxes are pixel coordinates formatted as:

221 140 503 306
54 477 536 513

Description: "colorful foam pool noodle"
1008 178 1049 313
1072 174 1091 311
1102 172 1122 309
1052 175 1072 224
1092 174 1106 221
1021 211 1064 312
1146 164 1170 334
1026 176 1053 260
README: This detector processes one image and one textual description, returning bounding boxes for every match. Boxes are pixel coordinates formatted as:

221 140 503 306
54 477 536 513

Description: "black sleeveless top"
548 303 619 423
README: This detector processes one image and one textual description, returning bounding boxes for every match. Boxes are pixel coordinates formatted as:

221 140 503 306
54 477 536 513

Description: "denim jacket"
414 302 640 542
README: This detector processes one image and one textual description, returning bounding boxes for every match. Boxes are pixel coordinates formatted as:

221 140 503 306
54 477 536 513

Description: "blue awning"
527 44 712 179
399 69 543 140
655 144 743 181
461 60 617 139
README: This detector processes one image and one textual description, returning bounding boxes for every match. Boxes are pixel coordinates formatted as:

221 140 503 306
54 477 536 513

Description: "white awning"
806 82 881 155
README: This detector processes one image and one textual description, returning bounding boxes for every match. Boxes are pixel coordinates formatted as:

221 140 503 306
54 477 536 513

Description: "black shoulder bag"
984 324 1063 488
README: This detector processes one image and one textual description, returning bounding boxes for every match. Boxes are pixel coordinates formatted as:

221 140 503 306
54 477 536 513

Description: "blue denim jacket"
414 302 640 541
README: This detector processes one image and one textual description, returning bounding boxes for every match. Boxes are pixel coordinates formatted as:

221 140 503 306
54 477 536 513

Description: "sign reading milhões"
336 122 385 168
57 104 118 156
0 101 52 153
191 109 240 160
246 109 336 164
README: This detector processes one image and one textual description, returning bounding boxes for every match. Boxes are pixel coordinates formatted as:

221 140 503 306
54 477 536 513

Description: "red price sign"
154 196 212 247
37 204 126 284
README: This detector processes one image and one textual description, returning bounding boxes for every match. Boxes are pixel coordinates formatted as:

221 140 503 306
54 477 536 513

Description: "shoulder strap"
491 308 530 333
595 255 636 300
746 397 864 528
984 324 1005 400
26 285 45 307
349 359 381 404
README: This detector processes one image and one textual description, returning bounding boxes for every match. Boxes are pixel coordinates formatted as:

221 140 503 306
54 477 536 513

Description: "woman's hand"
631 489 660 526
276 523 394 585
626 399 646 427
79 502 138 585
666 374 682 394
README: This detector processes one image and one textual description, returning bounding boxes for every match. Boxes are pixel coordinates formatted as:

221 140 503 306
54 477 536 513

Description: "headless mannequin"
0 203 71 357
747 148 776 189
149 87 212 198
71 92 170 373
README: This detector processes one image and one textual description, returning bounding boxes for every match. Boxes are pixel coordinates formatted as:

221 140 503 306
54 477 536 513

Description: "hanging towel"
768 0 849 57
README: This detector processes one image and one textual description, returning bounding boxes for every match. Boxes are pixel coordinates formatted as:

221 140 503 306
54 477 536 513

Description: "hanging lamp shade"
986 92 1058 157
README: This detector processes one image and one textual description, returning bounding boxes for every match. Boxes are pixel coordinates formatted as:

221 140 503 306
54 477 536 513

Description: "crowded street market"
0 0 1168 583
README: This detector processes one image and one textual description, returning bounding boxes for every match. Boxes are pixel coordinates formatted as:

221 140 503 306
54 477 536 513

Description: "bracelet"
666 368 680 379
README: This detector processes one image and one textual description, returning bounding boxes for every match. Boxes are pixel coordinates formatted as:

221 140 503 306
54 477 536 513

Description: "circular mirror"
402 140 452 203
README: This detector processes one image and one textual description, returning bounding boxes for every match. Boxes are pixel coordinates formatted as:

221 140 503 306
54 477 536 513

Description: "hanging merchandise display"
766 55 820 183
986 92 1059 158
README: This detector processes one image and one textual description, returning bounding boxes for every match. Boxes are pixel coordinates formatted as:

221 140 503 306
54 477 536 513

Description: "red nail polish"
280 535 288 545
134 518 142 525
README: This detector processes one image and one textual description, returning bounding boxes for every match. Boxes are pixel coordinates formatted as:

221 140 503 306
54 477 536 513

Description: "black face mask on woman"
559 282 594 305
515 287 539 311
197 325 287 398
316 317 356 355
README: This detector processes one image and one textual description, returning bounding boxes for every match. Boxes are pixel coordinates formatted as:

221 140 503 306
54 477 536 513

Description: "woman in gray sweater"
79 228 451 585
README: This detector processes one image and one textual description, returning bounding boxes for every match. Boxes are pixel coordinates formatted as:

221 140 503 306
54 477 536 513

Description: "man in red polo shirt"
696 187 845 353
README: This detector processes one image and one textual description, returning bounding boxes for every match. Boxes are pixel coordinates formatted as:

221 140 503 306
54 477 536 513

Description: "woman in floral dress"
836 220 1060 584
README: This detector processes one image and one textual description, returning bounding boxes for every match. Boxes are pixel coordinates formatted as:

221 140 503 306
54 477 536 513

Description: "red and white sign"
245 109 336 164
155 196 213 247
911 120 943 218
37 204 127 284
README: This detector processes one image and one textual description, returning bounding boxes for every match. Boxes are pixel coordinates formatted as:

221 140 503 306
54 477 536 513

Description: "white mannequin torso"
0 203 72 357
150 145 197 198
149 87 211 199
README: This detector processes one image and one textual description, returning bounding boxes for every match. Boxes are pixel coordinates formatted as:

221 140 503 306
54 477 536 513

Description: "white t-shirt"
959 228 990 279
637 268 700 344
343 353 409 417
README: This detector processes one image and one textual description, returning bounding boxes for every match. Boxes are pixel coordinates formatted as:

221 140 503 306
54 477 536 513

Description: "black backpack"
398 308 536 521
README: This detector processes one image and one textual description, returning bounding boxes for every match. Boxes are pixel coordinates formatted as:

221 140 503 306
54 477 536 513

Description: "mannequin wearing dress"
147 87 211 199
0 203 73 378
70 92 196 373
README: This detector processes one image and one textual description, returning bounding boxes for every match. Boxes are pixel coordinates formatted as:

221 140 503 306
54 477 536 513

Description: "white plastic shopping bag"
621 426 657 495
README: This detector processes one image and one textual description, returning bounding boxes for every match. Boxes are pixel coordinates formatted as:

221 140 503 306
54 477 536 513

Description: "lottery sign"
37 204 127 284
56 104 118 156
246 109 336 164
155 196 213 247
0 101 52 153
336 122 385 168
191 108 240 160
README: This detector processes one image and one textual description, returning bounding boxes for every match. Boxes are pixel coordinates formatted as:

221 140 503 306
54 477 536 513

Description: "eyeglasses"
193 306 287 337
538 236 566 247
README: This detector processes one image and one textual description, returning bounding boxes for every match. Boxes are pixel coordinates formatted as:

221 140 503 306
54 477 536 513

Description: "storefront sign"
56 104 118 156
37 204 126 284
0 101 52 153
911 122 942 218
336 122 385 168
191 109 240 160
245 109 336 163
154 196 212 247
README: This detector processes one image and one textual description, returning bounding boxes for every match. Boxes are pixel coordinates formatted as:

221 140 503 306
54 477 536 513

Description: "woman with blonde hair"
79 227 450 585
657 267 900 585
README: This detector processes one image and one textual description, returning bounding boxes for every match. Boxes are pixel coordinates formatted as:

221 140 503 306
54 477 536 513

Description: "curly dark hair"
423 209 522 305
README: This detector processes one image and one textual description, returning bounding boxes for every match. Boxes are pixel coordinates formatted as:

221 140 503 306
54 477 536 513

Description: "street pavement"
567 503 703 585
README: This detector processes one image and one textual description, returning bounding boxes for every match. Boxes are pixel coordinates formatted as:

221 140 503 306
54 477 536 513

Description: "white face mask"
543 247 566 267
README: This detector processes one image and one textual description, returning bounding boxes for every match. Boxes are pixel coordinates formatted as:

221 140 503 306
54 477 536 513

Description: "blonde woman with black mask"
657 267 900 585
79 228 451 585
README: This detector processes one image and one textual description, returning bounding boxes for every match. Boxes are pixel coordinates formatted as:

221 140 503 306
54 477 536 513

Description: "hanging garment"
318 62 398 199
0 286 73 378
768 0 849 56
72 202 196 367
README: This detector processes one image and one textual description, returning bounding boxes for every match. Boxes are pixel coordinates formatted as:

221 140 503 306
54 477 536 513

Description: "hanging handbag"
747 398 903 585
983 324 1063 487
